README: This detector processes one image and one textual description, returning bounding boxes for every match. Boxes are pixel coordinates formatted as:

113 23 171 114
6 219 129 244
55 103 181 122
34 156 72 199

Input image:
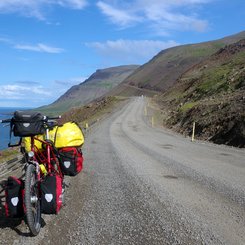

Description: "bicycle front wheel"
25 164 41 236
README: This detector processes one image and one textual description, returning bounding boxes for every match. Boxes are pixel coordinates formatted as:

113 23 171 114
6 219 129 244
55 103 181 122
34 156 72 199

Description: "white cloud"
86 39 179 64
0 78 85 107
0 37 13 44
0 0 88 20
0 83 51 102
0 81 54 108
14 43 64 53
97 1 141 27
150 11 208 34
57 0 88 9
97 0 210 34
0 37 64 54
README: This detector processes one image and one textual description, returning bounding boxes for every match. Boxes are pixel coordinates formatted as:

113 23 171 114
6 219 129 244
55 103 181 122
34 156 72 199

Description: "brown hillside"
155 39 245 147
37 65 139 114
117 31 245 95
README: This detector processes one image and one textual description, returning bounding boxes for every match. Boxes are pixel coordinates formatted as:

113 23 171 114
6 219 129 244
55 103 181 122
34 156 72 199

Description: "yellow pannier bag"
49 122 84 148
24 122 84 151
23 134 44 152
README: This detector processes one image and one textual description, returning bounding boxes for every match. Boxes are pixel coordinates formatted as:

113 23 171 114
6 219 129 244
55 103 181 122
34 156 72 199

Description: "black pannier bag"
40 174 63 214
5 176 24 218
12 111 45 137
59 147 83 176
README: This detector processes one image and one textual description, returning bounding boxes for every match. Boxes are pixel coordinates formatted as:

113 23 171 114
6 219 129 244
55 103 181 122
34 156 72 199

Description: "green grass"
37 98 84 116
192 47 245 97
196 66 231 95
61 96 123 123
181 43 223 58
164 90 184 101
235 75 245 89
230 50 245 65
179 102 198 113
100 82 113 89
189 47 211 57
0 148 20 163
213 41 225 50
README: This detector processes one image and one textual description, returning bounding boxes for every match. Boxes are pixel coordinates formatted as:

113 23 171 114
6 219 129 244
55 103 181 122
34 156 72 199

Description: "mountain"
38 65 139 114
109 31 245 97
155 38 245 147
37 31 245 147
39 31 245 115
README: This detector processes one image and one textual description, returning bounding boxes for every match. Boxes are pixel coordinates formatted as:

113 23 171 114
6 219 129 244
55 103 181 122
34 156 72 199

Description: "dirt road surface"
0 97 245 245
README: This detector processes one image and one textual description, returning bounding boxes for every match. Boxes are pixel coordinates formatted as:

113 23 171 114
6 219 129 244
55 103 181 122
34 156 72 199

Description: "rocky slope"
112 31 245 96
155 39 245 147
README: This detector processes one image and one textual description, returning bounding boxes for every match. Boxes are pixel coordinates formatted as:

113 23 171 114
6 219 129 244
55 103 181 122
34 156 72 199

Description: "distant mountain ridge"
39 30 245 147
40 31 245 114
105 30 245 147
39 65 139 114
109 31 245 97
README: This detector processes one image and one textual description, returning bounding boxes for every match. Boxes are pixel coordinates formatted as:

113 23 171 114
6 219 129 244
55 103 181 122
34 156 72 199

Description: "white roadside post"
191 122 196 142
152 116 154 128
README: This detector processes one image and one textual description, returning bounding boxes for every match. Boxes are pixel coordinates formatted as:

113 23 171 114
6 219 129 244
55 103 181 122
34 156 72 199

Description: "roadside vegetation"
60 96 126 127
0 148 20 163
154 39 245 147
1 32 244 162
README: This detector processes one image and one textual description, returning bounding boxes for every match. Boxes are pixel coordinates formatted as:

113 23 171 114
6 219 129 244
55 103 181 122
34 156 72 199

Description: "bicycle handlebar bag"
12 111 45 137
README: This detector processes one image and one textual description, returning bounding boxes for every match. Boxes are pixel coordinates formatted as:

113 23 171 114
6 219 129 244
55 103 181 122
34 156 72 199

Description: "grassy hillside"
155 39 245 147
35 31 245 148
115 31 245 95
38 65 139 115
37 31 245 116
60 96 124 126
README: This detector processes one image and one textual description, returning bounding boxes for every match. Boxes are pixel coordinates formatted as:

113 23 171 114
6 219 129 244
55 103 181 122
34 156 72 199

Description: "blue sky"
0 0 244 108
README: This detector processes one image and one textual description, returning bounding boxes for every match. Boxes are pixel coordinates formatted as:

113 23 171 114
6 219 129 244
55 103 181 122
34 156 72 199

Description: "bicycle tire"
25 164 41 236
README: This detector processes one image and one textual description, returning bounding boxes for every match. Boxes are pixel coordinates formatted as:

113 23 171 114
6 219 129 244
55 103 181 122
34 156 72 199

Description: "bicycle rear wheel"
25 164 41 236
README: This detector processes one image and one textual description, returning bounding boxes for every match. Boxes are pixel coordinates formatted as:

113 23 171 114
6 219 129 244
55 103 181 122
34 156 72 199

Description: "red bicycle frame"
29 127 63 177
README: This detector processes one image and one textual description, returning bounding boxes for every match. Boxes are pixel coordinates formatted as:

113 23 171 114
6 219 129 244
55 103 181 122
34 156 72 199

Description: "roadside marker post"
152 117 154 128
191 122 196 142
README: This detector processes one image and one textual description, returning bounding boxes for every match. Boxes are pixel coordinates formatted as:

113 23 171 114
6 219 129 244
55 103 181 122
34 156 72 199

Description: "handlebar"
43 115 61 122
43 116 61 128
0 115 61 123
0 119 11 123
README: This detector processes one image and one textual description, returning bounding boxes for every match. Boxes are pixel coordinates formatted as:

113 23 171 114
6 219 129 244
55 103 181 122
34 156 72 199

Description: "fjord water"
0 107 26 150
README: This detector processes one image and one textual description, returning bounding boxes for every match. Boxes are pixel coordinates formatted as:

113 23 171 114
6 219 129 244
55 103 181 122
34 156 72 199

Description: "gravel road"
0 97 245 245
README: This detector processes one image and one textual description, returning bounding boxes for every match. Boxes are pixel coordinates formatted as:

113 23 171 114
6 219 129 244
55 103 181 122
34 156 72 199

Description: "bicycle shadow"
0 180 46 237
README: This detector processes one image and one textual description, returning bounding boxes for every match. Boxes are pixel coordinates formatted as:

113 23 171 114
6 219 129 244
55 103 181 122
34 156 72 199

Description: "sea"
0 107 31 150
